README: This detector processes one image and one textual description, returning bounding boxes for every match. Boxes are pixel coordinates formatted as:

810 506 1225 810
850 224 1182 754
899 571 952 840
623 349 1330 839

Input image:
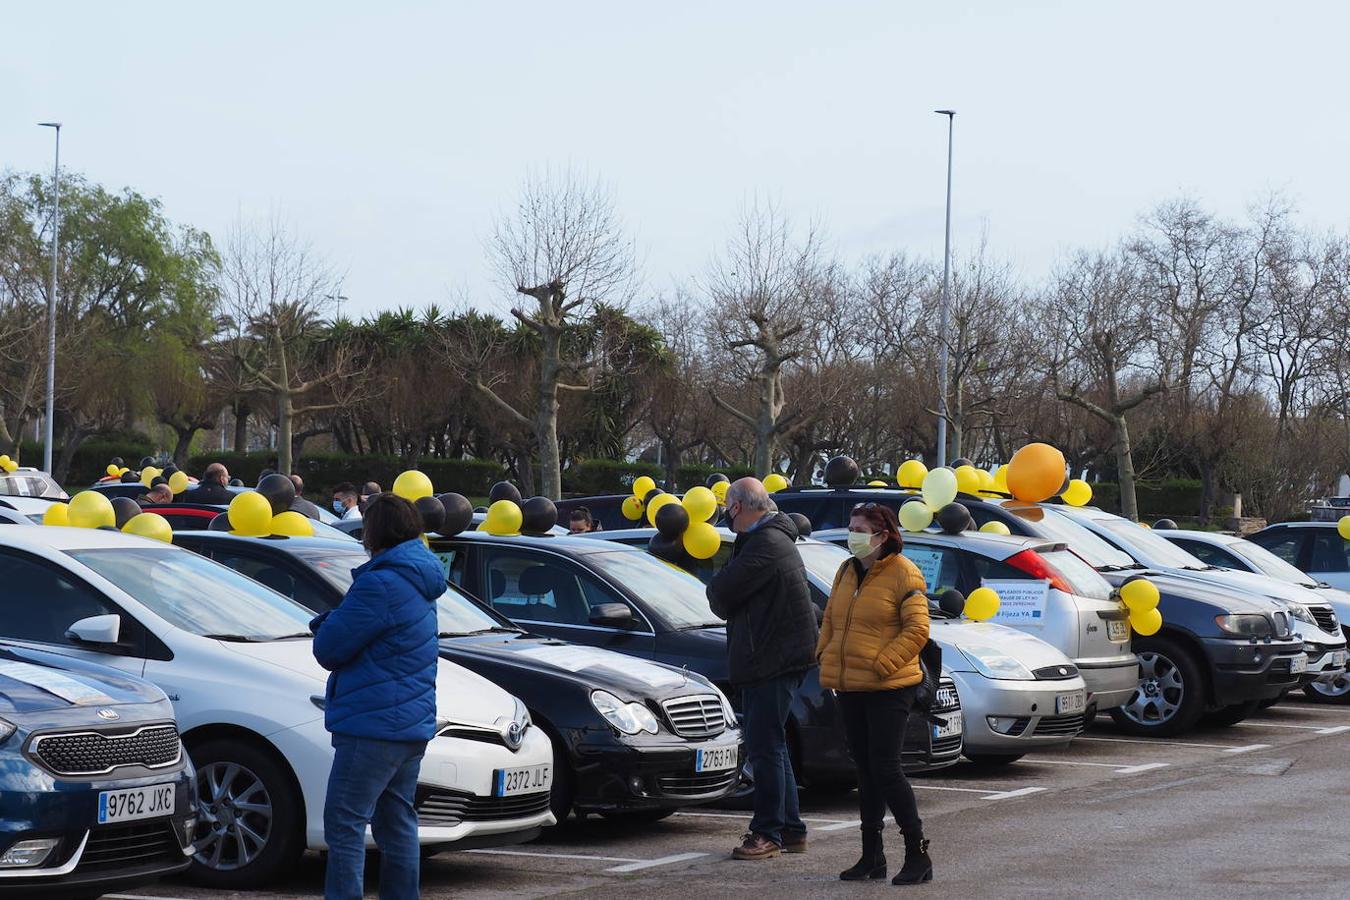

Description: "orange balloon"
1005 443 1066 503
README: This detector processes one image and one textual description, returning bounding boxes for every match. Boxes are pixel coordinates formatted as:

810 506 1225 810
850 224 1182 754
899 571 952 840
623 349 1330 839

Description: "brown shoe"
781 832 808 854
731 832 782 860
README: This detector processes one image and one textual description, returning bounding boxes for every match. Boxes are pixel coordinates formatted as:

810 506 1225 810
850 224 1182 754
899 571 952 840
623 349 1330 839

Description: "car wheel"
187 738 303 889
598 808 677 824
1201 699 1260 728
964 753 1024 766
1304 672 1350 704
541 730 575 826
1108 636 1206 737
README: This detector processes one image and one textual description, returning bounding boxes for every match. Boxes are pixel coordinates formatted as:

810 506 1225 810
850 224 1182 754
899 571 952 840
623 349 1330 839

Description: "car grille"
931 732 963 756
1032 664 1080 680
660 695 726 739
1031 714 1085 737
1310 605 1338 633
415 788 550 827
933 682 961 712
75 822 182 874
656 770 738 797
31 724 181 777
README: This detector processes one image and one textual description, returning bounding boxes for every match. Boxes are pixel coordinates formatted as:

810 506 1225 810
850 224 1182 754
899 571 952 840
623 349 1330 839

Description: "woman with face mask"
815 502 932 886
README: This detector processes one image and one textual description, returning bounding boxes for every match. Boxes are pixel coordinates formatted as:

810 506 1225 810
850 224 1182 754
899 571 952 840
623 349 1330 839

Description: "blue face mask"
332 500 345 514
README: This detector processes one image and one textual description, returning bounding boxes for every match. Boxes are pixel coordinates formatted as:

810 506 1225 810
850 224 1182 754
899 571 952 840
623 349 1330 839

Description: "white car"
1157 528 1350 702
0 527 554 889
0 495 59 524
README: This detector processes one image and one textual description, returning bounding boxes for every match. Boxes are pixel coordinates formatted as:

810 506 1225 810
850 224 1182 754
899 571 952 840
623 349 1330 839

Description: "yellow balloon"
393 470 434 501
483 500 523 536
42 503 69 526
632 476 656 499
228 491 273 536
140 466 161 488
1 459 16 473
122 512 173 543
683 521 721 560
67 491 115 529
271 511 315 537
976 469 997 495
1129 607 1163 636
710 480 729 503
764 473 789 494
646 493 678 527
954 465 981 496
621 495 645 521
168 471 191 495
105 463 120 477
965 587 1001 621
979 520 1011 535
993 465 1009 493
0 455 9 467
897 459 928 490
921 468 958 512
1138 521 1152 529
866 479 886 487
898 501 933 533
682 486 717 523
119 466 130 475
1338 516 1350 541
1062 479 1093 507
1120 578 1161 613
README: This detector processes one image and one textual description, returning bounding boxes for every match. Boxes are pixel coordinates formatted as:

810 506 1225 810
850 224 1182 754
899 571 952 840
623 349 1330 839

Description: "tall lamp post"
934 109 955 468
38 122 62 476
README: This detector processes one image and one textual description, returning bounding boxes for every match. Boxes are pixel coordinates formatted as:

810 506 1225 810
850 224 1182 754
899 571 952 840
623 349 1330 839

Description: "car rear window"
1038 549 1112 599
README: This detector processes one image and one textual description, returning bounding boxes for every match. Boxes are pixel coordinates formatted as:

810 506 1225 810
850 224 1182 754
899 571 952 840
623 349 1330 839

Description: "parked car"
0 644 195 896
133 501 355 541
591 528 1085 765
1158 527 1350 702
1249 521 1350 592
428 530 964 781
0 496 57 525
171 531 745 822
555 495 647 533
90 483 342 525
0 467 66 500
0 526 554 889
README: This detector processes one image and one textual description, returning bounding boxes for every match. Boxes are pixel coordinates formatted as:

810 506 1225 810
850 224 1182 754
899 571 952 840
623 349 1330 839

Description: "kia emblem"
97 708 120 721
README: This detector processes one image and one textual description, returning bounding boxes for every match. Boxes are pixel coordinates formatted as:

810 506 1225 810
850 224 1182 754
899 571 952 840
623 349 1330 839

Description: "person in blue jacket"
311 492 442 900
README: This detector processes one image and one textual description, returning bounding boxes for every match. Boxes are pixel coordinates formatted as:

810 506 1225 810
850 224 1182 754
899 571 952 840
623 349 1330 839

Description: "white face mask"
847 531 878 559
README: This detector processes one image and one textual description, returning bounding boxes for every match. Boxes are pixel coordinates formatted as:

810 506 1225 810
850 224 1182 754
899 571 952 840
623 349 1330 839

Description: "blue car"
0 644 195 897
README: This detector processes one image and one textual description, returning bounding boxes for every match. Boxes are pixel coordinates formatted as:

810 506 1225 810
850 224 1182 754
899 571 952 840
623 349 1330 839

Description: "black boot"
839 827 886 881
892 831 932 885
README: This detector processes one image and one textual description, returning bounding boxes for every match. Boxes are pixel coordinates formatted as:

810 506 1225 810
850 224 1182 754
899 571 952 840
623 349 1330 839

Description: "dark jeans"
324 733 426 900
837 687 922 834
741 670 806 846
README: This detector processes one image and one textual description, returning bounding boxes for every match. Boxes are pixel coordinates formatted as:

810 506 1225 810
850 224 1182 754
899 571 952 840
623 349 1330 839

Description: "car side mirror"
66 614 121 645
589 602 637 628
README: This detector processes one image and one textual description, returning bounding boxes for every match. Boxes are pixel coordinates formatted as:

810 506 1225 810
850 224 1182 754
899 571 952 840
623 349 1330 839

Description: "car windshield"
1096 517 1209 569
68 547 314 640
1013 507 1138 570
1226 540 1319 587
584 549 722 628
797 540 850 584
291 548 511 636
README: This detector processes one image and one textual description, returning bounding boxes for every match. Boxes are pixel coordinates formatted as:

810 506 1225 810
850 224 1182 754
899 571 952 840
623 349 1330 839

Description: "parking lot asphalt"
115 697 1350 900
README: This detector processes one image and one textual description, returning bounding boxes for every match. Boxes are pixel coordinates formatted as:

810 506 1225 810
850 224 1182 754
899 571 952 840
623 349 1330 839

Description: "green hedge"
186 451 505 499
22 434 157 488
1083 479 1202 519
564 459 664 496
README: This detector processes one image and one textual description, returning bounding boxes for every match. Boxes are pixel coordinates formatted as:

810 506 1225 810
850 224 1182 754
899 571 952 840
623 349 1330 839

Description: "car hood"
0 645 167 717
1097 569 1276 615
931 620 1073 671
1160 567 1343 636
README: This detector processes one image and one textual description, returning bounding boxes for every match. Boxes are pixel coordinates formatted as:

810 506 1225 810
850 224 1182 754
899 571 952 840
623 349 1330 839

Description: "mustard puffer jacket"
816 552 930 692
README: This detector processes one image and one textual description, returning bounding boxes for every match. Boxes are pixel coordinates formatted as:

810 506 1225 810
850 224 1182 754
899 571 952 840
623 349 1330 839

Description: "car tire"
187 738 304 890
964 753 1024 766
598 808 677 824
1201 699 1260 728
1303 673 1350 704
1108 636 1206 737
541 729 575 827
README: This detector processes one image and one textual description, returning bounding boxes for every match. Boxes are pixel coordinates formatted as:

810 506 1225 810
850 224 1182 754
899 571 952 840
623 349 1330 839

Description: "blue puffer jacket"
312 538 441 742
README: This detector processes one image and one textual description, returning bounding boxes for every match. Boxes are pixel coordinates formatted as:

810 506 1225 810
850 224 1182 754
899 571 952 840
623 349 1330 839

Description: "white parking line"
606 852 709 872
1317 725 1350 735
468 848 639 863
1114 763 1170 774
674 811 852 824
1023 759 1170 774
1221 744 1271 754
1076 735 1229 750
912 784 1014 794
1234 721 1343 732
981 787 1047 800
108 895 195 900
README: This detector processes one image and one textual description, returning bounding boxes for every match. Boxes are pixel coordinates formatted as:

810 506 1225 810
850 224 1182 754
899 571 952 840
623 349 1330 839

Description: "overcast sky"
5 2 1345 318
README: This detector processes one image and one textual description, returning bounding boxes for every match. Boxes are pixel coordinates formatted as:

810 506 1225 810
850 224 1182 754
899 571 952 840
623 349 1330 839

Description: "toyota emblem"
506 721 524 749
96 708 120 721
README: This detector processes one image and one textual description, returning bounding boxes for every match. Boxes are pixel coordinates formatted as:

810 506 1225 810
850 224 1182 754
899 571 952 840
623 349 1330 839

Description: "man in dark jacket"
707 477 818 861
183 462 233 505
311 494 440 900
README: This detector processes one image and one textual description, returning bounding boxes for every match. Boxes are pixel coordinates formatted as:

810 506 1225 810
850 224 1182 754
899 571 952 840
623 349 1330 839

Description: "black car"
773 486 1306 736
0 643 196 897
170 532 744 822
428 530 962 782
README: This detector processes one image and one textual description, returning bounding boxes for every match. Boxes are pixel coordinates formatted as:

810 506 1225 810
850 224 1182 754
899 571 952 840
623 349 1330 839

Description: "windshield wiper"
273 632 314 640
201 633 265 642
466 626 524 636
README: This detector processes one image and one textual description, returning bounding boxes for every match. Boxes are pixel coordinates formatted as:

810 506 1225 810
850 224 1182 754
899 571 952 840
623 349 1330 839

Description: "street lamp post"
934 109 955 468
38 122 62 476
327 293 349 320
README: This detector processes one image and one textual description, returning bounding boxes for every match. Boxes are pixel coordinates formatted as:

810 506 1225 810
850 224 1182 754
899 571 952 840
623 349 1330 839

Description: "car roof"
1157 529 1242 544
172 531 361 553
432 528 645 555
814 525 1058 557
1260 521 1334 529
0 496 60 513
0 524 182 552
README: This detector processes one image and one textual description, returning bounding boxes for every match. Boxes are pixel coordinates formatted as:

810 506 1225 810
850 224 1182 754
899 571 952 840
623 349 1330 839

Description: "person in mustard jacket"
817 502 933 886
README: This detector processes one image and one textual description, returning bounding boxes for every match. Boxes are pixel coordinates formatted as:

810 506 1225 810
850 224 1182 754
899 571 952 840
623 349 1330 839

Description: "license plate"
1290 653 1308 675
1107 619 1129 642
694 743 738 772
1056 691 1087 715
1334 650 1347 668
493 764 552 797
98 783 176 824
932 710 963 739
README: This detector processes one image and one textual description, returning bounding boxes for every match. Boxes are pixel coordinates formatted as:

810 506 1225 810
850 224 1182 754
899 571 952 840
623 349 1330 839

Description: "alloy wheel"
1121 651 1184 726
194 760 274 871
1309 671 1350 698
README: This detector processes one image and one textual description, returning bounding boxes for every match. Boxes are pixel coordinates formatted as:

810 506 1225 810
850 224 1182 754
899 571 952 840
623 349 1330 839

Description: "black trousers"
837 687 923 834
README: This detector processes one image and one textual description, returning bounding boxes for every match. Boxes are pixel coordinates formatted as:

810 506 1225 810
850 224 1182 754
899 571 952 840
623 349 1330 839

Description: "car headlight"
712 684 738 728
1215 614 1274 637
590 690 658 735
958 646 1034 680
1285 602 1317 627
0 718 14 744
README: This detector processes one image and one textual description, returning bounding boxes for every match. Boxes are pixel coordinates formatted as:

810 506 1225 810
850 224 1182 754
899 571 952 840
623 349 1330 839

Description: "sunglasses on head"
851 502 880 513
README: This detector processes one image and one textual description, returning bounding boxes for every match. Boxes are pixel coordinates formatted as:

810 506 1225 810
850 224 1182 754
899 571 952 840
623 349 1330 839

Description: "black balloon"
110 497 140 528
648 532 693 568
935 502 972 534
488 481 522 505
706 473 730 487
654 502 690 538
520 496 558 535
120 472 139 483
1153 518 1178 530
824 455 860 487
228 477 244 487
208 512 233 532
139 457 154 469
162 465 179 477
937 589 966 618
110 457 124 467
788 512 813 538
257 473 297 517
415 496 446 534
643 488 665 505
150 476 168 488
434 493 474 536
951 457 974 469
